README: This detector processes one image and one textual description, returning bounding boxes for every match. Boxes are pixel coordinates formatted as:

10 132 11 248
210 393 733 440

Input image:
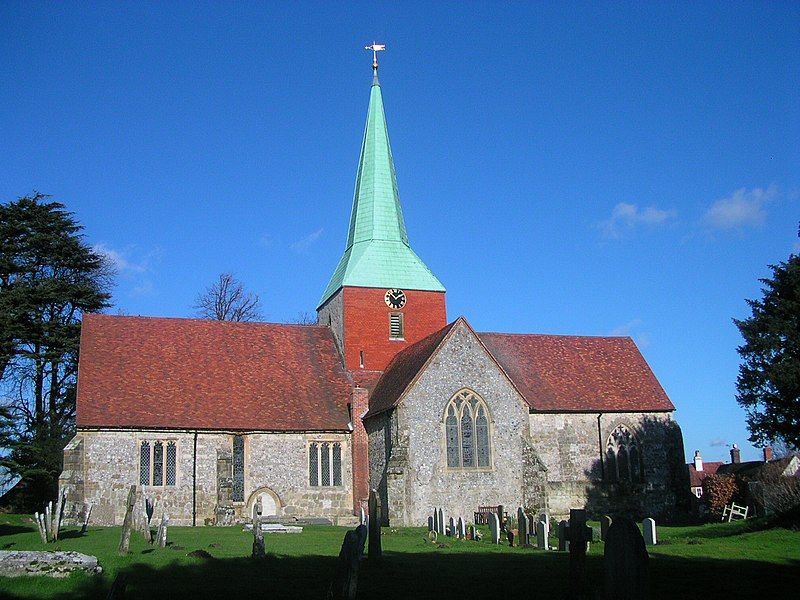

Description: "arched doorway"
247 487 282 519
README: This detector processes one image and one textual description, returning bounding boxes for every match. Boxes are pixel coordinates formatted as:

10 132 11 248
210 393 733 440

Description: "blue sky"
2 2 798 463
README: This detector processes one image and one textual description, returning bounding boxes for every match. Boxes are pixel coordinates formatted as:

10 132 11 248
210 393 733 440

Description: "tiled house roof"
76 314 352 431
367 318 675 417
688 462 723 488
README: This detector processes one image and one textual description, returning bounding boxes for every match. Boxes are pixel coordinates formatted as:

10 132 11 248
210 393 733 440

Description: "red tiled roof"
77 315 352 431
366 318 675 417
688 462 723 487
478 332 675 412
366 321 457 417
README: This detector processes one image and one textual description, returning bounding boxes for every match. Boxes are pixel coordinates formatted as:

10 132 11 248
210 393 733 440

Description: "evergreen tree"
734 232 800 448
0 193 112 507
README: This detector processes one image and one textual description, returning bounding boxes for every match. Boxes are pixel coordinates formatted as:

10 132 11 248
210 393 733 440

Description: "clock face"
384 288 407 309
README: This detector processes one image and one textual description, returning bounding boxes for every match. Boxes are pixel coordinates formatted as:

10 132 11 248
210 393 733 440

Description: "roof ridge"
85 313 329 329
479 330 633 340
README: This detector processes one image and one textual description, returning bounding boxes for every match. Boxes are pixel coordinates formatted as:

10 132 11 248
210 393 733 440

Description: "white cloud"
290 228 324 252
609 318 651 348
599 203 676 239
703 186 779 230
93 243 147 273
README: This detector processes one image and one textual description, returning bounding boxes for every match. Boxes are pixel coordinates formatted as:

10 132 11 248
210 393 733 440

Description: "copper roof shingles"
478 332 674 412
77 315 352 431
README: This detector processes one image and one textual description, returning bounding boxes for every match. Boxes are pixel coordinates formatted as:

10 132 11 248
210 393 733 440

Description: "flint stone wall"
59 430 354 526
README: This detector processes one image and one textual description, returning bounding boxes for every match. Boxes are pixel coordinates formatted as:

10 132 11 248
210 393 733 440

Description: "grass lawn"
0 514 798 599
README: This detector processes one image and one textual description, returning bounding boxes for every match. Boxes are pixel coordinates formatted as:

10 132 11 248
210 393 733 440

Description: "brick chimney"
730 444 741 464
693 450 703 472
763 446 774 462
350 386 370 515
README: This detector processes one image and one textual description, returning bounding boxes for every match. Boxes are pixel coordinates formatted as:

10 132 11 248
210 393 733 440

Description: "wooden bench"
474 506 509 526
722 502 748 522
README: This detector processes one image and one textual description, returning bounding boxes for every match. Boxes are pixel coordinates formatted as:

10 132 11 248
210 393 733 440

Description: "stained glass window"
476 406 490 467
309 443 319 486
153 441 164 486
446 406 459 467
166 442 177 486
140 441 150 485
232 436 244 501
332 443 342 486
321 443 331 486
461 408 475 467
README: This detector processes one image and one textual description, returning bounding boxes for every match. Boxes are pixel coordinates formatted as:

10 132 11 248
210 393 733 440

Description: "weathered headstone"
497 504 505 532
457 517 465 539
432 509 439 533
642 518 656 546
539 512 549 531
467 524 475 540
117 485 137 555
428 516 434 531
437 508 444 535
536 519 549 550
517 508 530 545
156 514 169 548
329 525 368 600
368 489 382 562
489 512 500 544
508 529 515 547
604 517 649 600
251 504 266 560
557 520 569 552
448 516 455 537
601 515 612 542
567 509 593 598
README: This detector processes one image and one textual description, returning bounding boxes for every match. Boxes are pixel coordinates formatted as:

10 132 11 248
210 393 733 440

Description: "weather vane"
365 42 386 72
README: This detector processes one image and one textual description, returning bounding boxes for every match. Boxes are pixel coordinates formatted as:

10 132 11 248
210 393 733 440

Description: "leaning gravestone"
117 485 137 555
601 515 612 541
329 525 368 600
489 512 500 544
536 519 549 550
642 518 656 546
568 509 593 598
457 517 465 539
437 508 444 535
368 489 382 563
604 517 649 600
517 508 529 546
557 519 569 552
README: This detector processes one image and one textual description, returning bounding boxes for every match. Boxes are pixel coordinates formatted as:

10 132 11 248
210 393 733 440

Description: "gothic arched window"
605 424 642 483
443 389 492 469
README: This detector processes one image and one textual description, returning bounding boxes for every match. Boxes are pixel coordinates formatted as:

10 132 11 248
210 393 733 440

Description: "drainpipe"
192 431 198 526
597 413 604 479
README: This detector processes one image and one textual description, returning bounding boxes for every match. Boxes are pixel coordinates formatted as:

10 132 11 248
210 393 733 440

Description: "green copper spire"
318 58 445 308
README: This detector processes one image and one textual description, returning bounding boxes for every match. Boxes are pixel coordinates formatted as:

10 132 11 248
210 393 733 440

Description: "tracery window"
139 439 177 486
309 442 342 486
232 435 245 502
443 389 492 469
605 424 642 483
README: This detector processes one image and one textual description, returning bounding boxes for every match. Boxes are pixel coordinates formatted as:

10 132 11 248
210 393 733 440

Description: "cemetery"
0 508 798 599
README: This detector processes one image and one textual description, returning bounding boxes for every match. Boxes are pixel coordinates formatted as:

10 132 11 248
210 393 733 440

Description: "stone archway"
247 487 282 519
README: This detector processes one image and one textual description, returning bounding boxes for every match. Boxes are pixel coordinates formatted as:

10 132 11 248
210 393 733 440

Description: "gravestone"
539 512 549 530
368 489 382 562
497 505 505 532
457 517 465 539
567 509 593 598
601 515 612 542
329 525 368 600
557 520 568 551
80 504 93 535
642 518 656 546
508 529 515 547
437 508 444 535
252 503 266 560
432 509 439 533
448 517 455 537
536 519 549 550
489 512 500 544
117 485 137 555
517 508 530 545
360 507 366 526
604 517 649 600
467 525 475 540
428 516 434 531
155 514 168 548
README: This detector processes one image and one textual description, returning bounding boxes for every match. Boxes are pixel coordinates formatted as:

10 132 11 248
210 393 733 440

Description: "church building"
59 54 687 526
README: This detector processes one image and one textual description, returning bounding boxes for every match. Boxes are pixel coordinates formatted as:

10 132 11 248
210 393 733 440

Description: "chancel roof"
76 314 352 431
366 317 675 417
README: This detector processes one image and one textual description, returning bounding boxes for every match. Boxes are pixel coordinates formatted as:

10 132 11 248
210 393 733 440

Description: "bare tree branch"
193 273 263 322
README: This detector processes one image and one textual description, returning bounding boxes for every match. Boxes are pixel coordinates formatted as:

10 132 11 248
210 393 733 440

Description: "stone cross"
600 515 612 542
457 517 465 539
117 485 137 556
536 519 549 550
567 509 593 598
252 503 266 560
368 489 382 562
517 507 530 545
557 520 568 552
437 508 444 535
604 517 649 600
448 516 455 537
489 512 500 544
642 518 657 546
